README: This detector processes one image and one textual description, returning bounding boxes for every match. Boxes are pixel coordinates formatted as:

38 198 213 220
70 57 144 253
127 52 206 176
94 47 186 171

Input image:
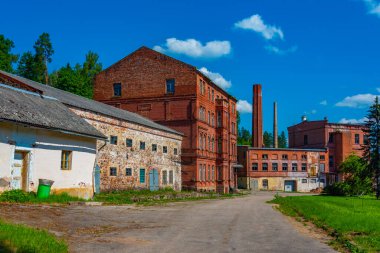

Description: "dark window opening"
110 136 118 145
166 79 175 94
328 133 334 143
174 148 178 155
282 163 288 171
304 135 308 145
152 144 157 152
272 163 278 171
140 141 146 150
113 83 121 97
252 163 258 171
292 163 298 172
126 138 132 147
163 146 168 153
110 167 117 176
262 163 268 171
355 134 360 144
126 168 132 176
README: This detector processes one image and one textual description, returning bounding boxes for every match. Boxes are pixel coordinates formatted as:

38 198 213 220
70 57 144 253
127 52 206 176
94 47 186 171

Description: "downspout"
92 139 108 197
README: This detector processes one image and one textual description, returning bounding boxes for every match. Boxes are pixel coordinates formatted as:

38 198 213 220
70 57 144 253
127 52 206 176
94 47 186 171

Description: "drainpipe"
92 139 108 197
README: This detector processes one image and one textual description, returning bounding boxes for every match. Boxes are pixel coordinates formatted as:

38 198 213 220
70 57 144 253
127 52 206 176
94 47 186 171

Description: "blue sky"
2 0 380 134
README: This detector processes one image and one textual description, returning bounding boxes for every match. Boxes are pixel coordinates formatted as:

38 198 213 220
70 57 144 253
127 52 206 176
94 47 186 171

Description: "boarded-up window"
162 170 168 185
61 151 72 170
169 170 174 184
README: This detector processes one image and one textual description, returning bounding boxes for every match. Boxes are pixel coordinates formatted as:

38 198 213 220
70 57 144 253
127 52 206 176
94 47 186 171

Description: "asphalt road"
0 192 336 253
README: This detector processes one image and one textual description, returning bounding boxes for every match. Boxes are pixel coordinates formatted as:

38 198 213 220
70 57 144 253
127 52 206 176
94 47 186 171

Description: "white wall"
0 122 97 198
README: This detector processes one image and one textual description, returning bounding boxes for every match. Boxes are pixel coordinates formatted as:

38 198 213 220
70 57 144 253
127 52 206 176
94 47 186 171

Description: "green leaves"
0 34 18 73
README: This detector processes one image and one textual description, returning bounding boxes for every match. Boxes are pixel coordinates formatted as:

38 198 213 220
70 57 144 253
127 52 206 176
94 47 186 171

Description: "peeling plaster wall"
0 122 97 199
70 108 183 191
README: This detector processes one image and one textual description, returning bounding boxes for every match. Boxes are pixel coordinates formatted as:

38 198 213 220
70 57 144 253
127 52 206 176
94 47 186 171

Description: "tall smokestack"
273 101 278 148
252 84 263 148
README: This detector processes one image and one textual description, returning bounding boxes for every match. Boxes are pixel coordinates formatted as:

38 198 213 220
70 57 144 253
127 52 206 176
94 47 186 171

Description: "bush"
0 190 32 203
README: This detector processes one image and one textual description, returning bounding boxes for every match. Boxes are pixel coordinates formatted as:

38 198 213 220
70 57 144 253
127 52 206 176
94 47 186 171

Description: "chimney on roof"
301 115 307 122
273 101 278 148
252 84 263 148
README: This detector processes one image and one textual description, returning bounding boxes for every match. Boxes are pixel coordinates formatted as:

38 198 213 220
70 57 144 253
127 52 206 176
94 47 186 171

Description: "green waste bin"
37 179 54 199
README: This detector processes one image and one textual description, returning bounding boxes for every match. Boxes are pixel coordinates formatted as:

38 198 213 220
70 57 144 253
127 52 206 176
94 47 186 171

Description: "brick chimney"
252 84 263 148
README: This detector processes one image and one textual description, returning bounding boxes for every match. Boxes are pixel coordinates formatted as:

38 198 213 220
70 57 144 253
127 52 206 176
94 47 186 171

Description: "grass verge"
269 195 380 253
0 190 84 204
0 220 67 253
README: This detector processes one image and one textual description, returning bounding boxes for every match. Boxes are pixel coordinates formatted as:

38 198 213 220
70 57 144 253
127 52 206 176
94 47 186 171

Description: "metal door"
149 169 159 191
94 165 101 194
11 151 28 190
250 179 258 191
284 181 294 192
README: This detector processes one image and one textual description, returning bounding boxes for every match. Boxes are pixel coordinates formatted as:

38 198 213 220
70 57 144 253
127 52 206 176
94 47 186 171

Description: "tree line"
236 111 287 148
0 33 102 98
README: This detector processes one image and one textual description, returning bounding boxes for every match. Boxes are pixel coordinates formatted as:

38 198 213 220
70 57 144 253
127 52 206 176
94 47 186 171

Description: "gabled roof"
100 46 237 102
0 70 183 136
0 84 106 139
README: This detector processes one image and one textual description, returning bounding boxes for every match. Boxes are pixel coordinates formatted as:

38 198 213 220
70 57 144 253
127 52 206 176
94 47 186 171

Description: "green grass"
270 195 380 253
93 188 239 205
0 220 67 253
0 190 84 204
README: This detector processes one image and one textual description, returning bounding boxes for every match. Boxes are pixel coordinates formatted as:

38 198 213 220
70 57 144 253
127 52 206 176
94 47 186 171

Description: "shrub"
0 190 32 203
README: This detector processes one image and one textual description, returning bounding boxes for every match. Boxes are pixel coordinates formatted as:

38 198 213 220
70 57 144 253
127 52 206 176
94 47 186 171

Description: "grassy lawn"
0 220 67 253
270 195 380 253
93 188 240 205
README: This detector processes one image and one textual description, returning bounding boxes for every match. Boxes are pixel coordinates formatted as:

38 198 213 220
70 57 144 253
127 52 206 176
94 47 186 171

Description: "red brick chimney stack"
252 84 263 148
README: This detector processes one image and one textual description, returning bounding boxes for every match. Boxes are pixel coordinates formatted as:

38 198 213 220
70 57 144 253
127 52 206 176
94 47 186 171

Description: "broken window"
152 144 157 152
113 83 121 97
110 167 117 176
126 168 132 176
292 163 298 172
320 155 325 161
166 79 175 94
262 179 268 188
282 154 288 160
301 154 307 160
252 163 258 171
163 146 168 153
110 135 118 145
262 154 268 160
61 150 72 170
174 148 178 155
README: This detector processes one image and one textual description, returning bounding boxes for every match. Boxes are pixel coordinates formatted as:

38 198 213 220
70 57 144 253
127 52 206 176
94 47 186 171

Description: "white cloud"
339 117 367 124
234 14 284 40
320 100 328 106
264 45 297 55
336 93 378 108
153 38 231 58
236 100 252 113
363 0 380 17
198 67 232 90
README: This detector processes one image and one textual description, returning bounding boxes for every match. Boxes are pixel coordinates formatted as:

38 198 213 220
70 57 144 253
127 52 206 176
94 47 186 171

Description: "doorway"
149 169 159 191
11 151 29 191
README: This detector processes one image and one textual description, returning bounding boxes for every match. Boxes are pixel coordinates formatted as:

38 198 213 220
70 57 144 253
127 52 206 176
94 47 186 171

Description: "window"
262 163 268 171
217 111 222 127
310 179 317 183
272 163 278 171
113 83 121 97
208 87 210 100
126 138 133 147
302 179 307 183
211 90 214 102
208 165 211 181
301 154 307 160
364 135 369 145
61 151 72 170
329 155 334 168
126 168 132 176
199 166 202 181
211 114 215 126
262 154 268 159
174 148 178 155
140 141 145 150
110 167 117 176
301 163 307 171
208 111 211 124
218 166 223 180
166 79 175 94
292 163 298 172
252 163 258 171
140 168 146 183
110 135 118 145
355 134 360 144
320 155 325 161
328 133 334 143
319 163 325 172
320 179 325 184
304 135 308 145
282 154 288 160
162 170 168 185
282 163 288 171
218 138 222 154
262 179 268 189
169 170 174 184
211 138 215 152
152 144 157 152
212 166 215 181
163 146 168 153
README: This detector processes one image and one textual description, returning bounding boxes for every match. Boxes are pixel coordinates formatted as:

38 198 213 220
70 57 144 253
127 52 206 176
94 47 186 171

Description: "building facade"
0 84 105 199
0 70 183 192
288 119 366 180
237 146 329 192
93 46 238 193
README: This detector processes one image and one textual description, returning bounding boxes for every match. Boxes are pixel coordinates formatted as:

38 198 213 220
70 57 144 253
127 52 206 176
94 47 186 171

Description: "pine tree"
278 131 287 148
263 131 273 148
0 35 18 73
34 33 54 84
363 96 380 199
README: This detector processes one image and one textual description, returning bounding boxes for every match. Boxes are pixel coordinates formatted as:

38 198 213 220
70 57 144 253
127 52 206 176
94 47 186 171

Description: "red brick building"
288 118 367 180
93 46 238 193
